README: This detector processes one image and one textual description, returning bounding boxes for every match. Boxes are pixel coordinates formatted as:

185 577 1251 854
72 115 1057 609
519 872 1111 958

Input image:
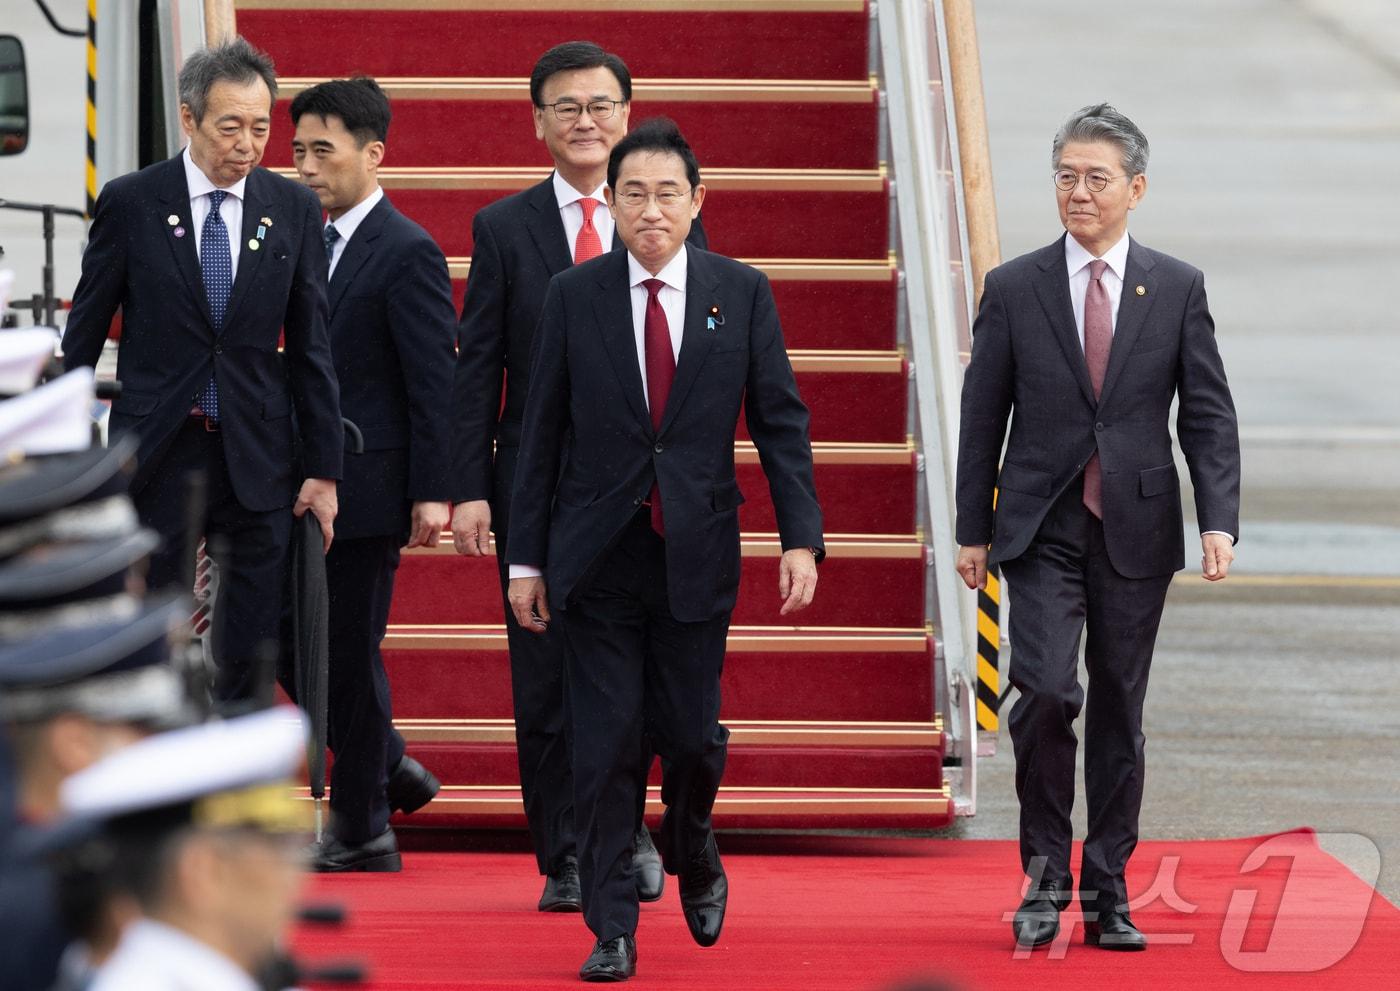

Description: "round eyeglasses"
1053 169 1127 193
539 99 624 122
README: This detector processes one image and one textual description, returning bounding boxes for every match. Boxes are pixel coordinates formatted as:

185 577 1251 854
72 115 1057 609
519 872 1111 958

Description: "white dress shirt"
1065 230 1129 348
326 185 384 278
509 245 690 580
183 146 245 282
552 171 614 257
91 918 259 991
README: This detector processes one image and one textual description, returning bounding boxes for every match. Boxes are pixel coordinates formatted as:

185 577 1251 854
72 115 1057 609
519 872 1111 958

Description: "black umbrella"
290 508 330 838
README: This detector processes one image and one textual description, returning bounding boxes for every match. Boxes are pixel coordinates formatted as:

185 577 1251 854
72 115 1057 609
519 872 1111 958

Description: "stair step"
263 96 877 170
387 742 943 791
393 532 924 628
279 76 876 104
238 3 869 82
384 626 934 722
396 716 941 746
377 785 953 830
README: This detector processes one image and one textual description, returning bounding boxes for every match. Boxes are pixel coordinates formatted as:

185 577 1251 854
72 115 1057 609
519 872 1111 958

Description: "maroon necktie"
573 198 603 263
643 278 675 536
1082 259 1112 518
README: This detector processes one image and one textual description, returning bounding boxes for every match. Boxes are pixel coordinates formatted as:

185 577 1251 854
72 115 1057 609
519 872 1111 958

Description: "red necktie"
1082 259 1112 518
643 278 675 536
573 198 603 263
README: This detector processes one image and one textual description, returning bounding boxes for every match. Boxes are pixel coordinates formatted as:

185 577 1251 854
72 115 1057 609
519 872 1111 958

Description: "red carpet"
291 830 1397 990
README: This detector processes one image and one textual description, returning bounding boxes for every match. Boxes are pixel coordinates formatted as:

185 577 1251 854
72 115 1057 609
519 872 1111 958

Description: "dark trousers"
1000 484 1173 913
563 511 730 941
321 535 403 844
137 418 291 702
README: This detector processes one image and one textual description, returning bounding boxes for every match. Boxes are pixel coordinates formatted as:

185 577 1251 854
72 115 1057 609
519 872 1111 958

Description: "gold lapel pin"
1135 285 1146 296
261 216 273 227
167 214 180 226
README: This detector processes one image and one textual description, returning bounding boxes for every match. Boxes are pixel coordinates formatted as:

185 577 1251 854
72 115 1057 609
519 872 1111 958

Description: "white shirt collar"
98 918 258 991
182 145 247 203
327 185 384 242
1065 230 1130 281
552 170 607 210
628 244 688 293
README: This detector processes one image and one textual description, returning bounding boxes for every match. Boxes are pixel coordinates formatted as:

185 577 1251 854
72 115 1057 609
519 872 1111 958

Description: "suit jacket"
450 175 707 507
955 234 1240 578
506 247 824 623
326 195 457 540
62 155 342 512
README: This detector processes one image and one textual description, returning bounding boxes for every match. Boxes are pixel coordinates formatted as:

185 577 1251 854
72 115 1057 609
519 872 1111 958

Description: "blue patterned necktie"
197 189 232 420
323 222 341 264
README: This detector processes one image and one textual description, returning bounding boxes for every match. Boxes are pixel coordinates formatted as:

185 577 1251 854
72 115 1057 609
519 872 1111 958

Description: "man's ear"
1128 173 1147 210
366 140 386 170
532 106 546 142
690 183 707 217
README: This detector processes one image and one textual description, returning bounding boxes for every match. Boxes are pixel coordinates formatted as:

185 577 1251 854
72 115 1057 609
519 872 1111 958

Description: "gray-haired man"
955 104 1240 951
63 38 342 703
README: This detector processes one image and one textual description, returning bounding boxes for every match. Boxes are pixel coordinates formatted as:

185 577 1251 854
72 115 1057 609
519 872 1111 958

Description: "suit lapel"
525 176 574 276
1097 240 1158 409
658 248 719 436
155 157 214 334
591 253 652 431
327 196 391 317
1033 236 1097 408
221 168 270 336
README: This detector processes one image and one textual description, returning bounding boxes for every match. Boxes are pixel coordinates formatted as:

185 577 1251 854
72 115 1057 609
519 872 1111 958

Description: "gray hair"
1051 103 1150 176
177 37 278 123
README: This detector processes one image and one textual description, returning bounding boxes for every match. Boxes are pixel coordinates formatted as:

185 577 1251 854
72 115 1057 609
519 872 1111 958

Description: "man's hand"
1201 532 1234 582
294 478 338 553
956 545 989 590
778 548 819 617
451 500 492 557
407 501 452 549
508 576 551 633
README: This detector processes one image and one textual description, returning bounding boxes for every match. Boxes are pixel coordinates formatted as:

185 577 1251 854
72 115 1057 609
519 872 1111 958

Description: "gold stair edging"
384 625 929 653
396 717 943 746
277 76 875 104
240 0 865 14
271 166 885 193
405 531 923 560
445 256 895 282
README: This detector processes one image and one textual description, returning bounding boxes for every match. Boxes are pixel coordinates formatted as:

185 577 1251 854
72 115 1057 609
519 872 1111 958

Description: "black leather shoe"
1011 876 1071 948
310 827 402 873
1085 909 1147 950
386 755 440 815
678 834 727 947
633 828 664 903
579 934 636 982
539 856 582 912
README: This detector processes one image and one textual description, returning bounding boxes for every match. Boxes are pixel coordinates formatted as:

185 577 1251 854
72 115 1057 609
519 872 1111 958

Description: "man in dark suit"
955 104 1240 952
287 77 456 871
507 119 823 981
450 41 706 911
62 38 342 703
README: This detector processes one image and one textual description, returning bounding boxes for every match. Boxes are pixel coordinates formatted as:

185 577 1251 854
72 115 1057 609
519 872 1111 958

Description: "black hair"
289 77 391 146
607 117 701 191
530 41 632 106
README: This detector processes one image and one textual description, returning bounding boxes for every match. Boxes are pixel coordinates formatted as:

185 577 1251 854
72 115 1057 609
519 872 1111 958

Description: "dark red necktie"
573 198 603 263
643 278 674 536
1082 259 1112 518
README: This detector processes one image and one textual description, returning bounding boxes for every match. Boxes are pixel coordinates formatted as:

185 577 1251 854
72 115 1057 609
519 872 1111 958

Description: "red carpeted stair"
237 0 950 829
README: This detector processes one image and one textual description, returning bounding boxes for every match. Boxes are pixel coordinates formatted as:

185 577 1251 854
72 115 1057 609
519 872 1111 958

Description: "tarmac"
934 0 1400 908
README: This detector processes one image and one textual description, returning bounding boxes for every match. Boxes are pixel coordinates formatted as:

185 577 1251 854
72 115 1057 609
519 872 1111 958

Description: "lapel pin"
167 214 180 227
248 238 260 251
261 216 273 228
256 224 267 240
1136 285 1146 296
707 304 724 332
173 226 186 238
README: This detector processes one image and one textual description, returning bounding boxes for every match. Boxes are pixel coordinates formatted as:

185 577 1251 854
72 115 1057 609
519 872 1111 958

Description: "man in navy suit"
287 77 456 871
507 119 823 981
62 38 342 703
955 104 1240 952
450 41 706 911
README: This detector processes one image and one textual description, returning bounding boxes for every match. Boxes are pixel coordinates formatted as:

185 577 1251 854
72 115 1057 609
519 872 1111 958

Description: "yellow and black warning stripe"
85 0 98 216
975 564 1001 732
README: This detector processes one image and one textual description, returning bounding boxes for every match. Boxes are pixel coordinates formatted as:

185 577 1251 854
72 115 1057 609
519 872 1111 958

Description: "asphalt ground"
930 0 1400 909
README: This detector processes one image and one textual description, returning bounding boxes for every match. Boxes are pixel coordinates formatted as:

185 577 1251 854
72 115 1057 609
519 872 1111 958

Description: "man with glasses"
449 41 706 912
506 118 823 981
955 103 1240 951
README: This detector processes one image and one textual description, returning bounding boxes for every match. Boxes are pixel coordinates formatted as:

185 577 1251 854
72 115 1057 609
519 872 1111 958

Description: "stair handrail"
876 0 983 815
